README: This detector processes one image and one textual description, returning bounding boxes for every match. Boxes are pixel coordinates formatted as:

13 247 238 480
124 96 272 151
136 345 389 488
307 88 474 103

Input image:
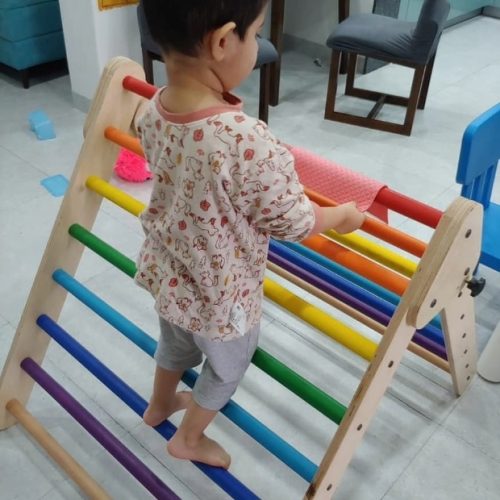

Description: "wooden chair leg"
402 65 426 135
345 53 357 95
259 64 271 123
142 48 155 85
325 50 341 120
269 0 284 106
418 54 436 110
325 54 428 135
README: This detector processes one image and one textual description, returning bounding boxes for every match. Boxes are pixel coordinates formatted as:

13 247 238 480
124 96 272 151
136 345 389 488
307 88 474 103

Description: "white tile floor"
1 14 500 500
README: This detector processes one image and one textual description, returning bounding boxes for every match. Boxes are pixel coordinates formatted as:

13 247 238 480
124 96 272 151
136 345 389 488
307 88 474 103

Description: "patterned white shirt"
135 91 316 341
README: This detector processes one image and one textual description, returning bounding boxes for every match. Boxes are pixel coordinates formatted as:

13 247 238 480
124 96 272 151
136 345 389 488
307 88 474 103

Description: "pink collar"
154 88 243 124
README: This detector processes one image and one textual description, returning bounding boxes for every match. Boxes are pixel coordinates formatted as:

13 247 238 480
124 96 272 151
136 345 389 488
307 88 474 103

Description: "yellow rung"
325 230 418 278
86 176 145 216
86 175 379 361
264 278 377 361
86 174 418 280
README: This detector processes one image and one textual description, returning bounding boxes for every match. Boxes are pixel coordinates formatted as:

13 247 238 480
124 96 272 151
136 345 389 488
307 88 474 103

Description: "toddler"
136 0 365 469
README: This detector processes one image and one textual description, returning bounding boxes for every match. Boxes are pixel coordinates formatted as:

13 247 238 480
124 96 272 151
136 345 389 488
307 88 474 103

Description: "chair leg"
269 0 284 106
402 64 426 135
142 48 155 85
259 64 271 123
418 54 436 110
345 53 357 95
326 54 427 135
325 50 341 120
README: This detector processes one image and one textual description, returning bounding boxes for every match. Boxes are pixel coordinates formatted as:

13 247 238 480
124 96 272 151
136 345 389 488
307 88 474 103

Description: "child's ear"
209 21 237 62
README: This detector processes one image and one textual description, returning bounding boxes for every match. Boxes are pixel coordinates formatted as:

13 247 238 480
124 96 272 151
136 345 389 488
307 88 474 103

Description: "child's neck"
161 59 229 114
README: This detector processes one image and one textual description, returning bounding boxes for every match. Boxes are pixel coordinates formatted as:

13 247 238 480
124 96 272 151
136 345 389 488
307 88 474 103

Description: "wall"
59 1 141 109
283 0 373 45
400 0 491 22
59 0 373 107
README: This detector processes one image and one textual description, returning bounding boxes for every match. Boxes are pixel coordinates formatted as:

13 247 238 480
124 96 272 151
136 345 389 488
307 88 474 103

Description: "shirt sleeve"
225 119 316 242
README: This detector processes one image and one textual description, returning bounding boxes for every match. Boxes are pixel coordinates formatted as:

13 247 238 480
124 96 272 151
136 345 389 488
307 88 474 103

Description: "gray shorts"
155 317 260 411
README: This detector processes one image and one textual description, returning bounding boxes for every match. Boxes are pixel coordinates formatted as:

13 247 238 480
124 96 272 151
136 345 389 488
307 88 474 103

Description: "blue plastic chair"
456 103 500 271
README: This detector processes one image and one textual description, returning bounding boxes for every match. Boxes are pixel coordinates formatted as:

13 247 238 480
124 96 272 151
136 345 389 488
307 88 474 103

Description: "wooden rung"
367 95 387 120
6 399 111 500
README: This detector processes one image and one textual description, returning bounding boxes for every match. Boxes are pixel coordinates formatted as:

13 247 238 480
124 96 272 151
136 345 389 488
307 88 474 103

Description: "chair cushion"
255 37 279 67
327 13 427 64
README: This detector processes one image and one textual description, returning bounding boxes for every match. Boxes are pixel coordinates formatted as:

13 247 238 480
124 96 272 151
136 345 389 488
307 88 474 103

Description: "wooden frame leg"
441 289 477 395
142 48 155 85
306 198 482 499
0 58 146 430
259 63 271 123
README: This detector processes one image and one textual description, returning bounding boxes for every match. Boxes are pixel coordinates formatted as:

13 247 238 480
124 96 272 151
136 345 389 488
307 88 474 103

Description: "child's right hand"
310 200 366 236
333 202 365 234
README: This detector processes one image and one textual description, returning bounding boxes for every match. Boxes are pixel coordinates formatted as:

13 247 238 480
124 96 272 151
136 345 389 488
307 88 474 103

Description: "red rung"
122 76 156 100
376 187 443 228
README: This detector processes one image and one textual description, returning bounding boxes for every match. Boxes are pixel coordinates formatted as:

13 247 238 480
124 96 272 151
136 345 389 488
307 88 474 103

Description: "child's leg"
168 323 260 468
143 366 191 426
144 318 203 427
167 400 230 468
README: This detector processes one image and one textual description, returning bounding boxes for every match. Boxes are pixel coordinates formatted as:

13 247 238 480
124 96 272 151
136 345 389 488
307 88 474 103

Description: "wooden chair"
136 3 279 123
324 0 450 135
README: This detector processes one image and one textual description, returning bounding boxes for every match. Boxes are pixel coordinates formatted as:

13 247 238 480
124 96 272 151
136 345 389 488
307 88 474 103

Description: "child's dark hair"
142 0 268 56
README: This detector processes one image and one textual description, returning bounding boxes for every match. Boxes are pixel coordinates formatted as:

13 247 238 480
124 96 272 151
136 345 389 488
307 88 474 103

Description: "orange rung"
105 125 427 259
104 126 144 157
302 234 409 296
304 187 427 258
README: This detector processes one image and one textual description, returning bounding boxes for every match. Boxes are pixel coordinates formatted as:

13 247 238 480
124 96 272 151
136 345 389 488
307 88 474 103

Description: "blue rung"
37 314 259 500
282 241 442 330
270 240 445 347
52 269 318 483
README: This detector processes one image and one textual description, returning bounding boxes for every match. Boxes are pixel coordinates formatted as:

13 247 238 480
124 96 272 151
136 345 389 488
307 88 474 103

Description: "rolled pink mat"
290 146 388 221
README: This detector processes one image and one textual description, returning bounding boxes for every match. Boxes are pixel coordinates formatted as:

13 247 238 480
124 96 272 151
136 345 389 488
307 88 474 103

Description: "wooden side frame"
306 198 482 499
0 57 146 429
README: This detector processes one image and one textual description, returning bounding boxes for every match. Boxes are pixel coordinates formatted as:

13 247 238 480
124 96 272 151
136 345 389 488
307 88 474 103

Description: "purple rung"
268 250 448 360
21 358 180 500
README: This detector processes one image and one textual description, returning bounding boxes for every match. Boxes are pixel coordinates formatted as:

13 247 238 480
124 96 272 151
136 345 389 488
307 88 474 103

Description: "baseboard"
72 91 91 113
483 6 500 18
282 34 331 65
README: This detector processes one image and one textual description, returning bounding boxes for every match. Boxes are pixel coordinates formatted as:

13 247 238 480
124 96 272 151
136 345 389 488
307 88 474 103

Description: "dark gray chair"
324 0 450 135
137 3 279 123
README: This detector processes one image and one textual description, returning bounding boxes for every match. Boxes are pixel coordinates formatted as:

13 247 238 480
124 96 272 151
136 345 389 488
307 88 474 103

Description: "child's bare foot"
167 432 231 469
143 391 192 427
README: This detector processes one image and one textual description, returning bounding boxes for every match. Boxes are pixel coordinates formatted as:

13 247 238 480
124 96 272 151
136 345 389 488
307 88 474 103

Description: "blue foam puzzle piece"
41 175 69 197
29 110 56 140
